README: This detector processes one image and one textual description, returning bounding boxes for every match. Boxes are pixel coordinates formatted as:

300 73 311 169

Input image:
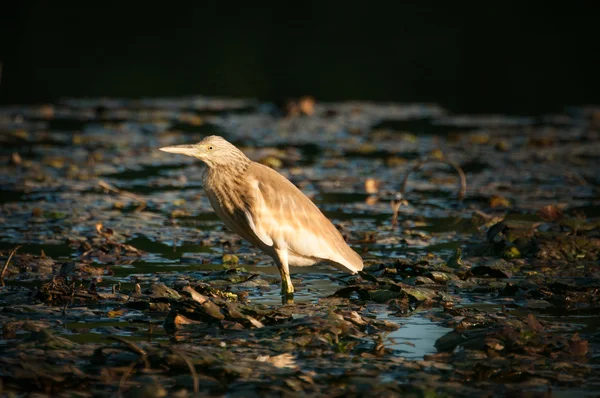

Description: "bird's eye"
208 146 214 150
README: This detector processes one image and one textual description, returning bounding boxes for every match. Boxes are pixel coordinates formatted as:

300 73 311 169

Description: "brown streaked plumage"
159 136 363 300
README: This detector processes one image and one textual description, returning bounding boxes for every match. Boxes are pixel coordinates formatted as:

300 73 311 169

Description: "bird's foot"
280 280 294 304
281 292 294 305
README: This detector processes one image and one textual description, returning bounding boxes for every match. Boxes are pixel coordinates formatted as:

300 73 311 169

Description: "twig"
217 318 316 341
62 280 77 315
440 158 467 200
390 199 409 227
398 157 466 200
1 245 21 280
391 155 467 226
171 348 199 393
98 180 147 212
109 335 148 357
118 361 137 398
564 170 588 186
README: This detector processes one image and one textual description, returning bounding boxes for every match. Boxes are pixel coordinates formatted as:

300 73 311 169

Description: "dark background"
1 1 598 114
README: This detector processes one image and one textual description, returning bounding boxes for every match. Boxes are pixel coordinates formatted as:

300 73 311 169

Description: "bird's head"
159 135 249 168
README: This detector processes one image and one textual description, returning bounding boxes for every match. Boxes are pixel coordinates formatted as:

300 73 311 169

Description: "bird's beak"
159 144 197 157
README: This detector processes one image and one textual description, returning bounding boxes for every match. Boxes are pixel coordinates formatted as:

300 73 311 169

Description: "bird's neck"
204 161 253 214
204 159 251 192
207 157 251 177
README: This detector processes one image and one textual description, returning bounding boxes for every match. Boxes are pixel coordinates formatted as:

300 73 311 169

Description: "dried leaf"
257 353 296 368
539 204 564 222
525 313 544 333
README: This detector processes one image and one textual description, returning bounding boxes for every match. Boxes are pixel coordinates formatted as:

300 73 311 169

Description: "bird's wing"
205 186 270 249
245 163 363 273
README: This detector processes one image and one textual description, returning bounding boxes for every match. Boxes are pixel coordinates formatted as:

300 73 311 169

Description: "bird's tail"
329 248 363 274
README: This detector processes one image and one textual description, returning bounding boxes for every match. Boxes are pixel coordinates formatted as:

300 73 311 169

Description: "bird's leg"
274 248 294 303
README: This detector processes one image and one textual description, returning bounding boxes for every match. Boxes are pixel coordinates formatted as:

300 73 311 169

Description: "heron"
160 136 363 302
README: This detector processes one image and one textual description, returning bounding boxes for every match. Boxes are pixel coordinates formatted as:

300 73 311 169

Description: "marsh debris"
1 97 599 396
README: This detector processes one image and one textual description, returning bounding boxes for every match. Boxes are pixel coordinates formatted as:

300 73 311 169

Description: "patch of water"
248 271 344 306
380 310 453 359
63 319 169 344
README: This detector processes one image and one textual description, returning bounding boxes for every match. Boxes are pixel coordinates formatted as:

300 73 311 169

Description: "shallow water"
382 310 453 359
1 98 599 396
